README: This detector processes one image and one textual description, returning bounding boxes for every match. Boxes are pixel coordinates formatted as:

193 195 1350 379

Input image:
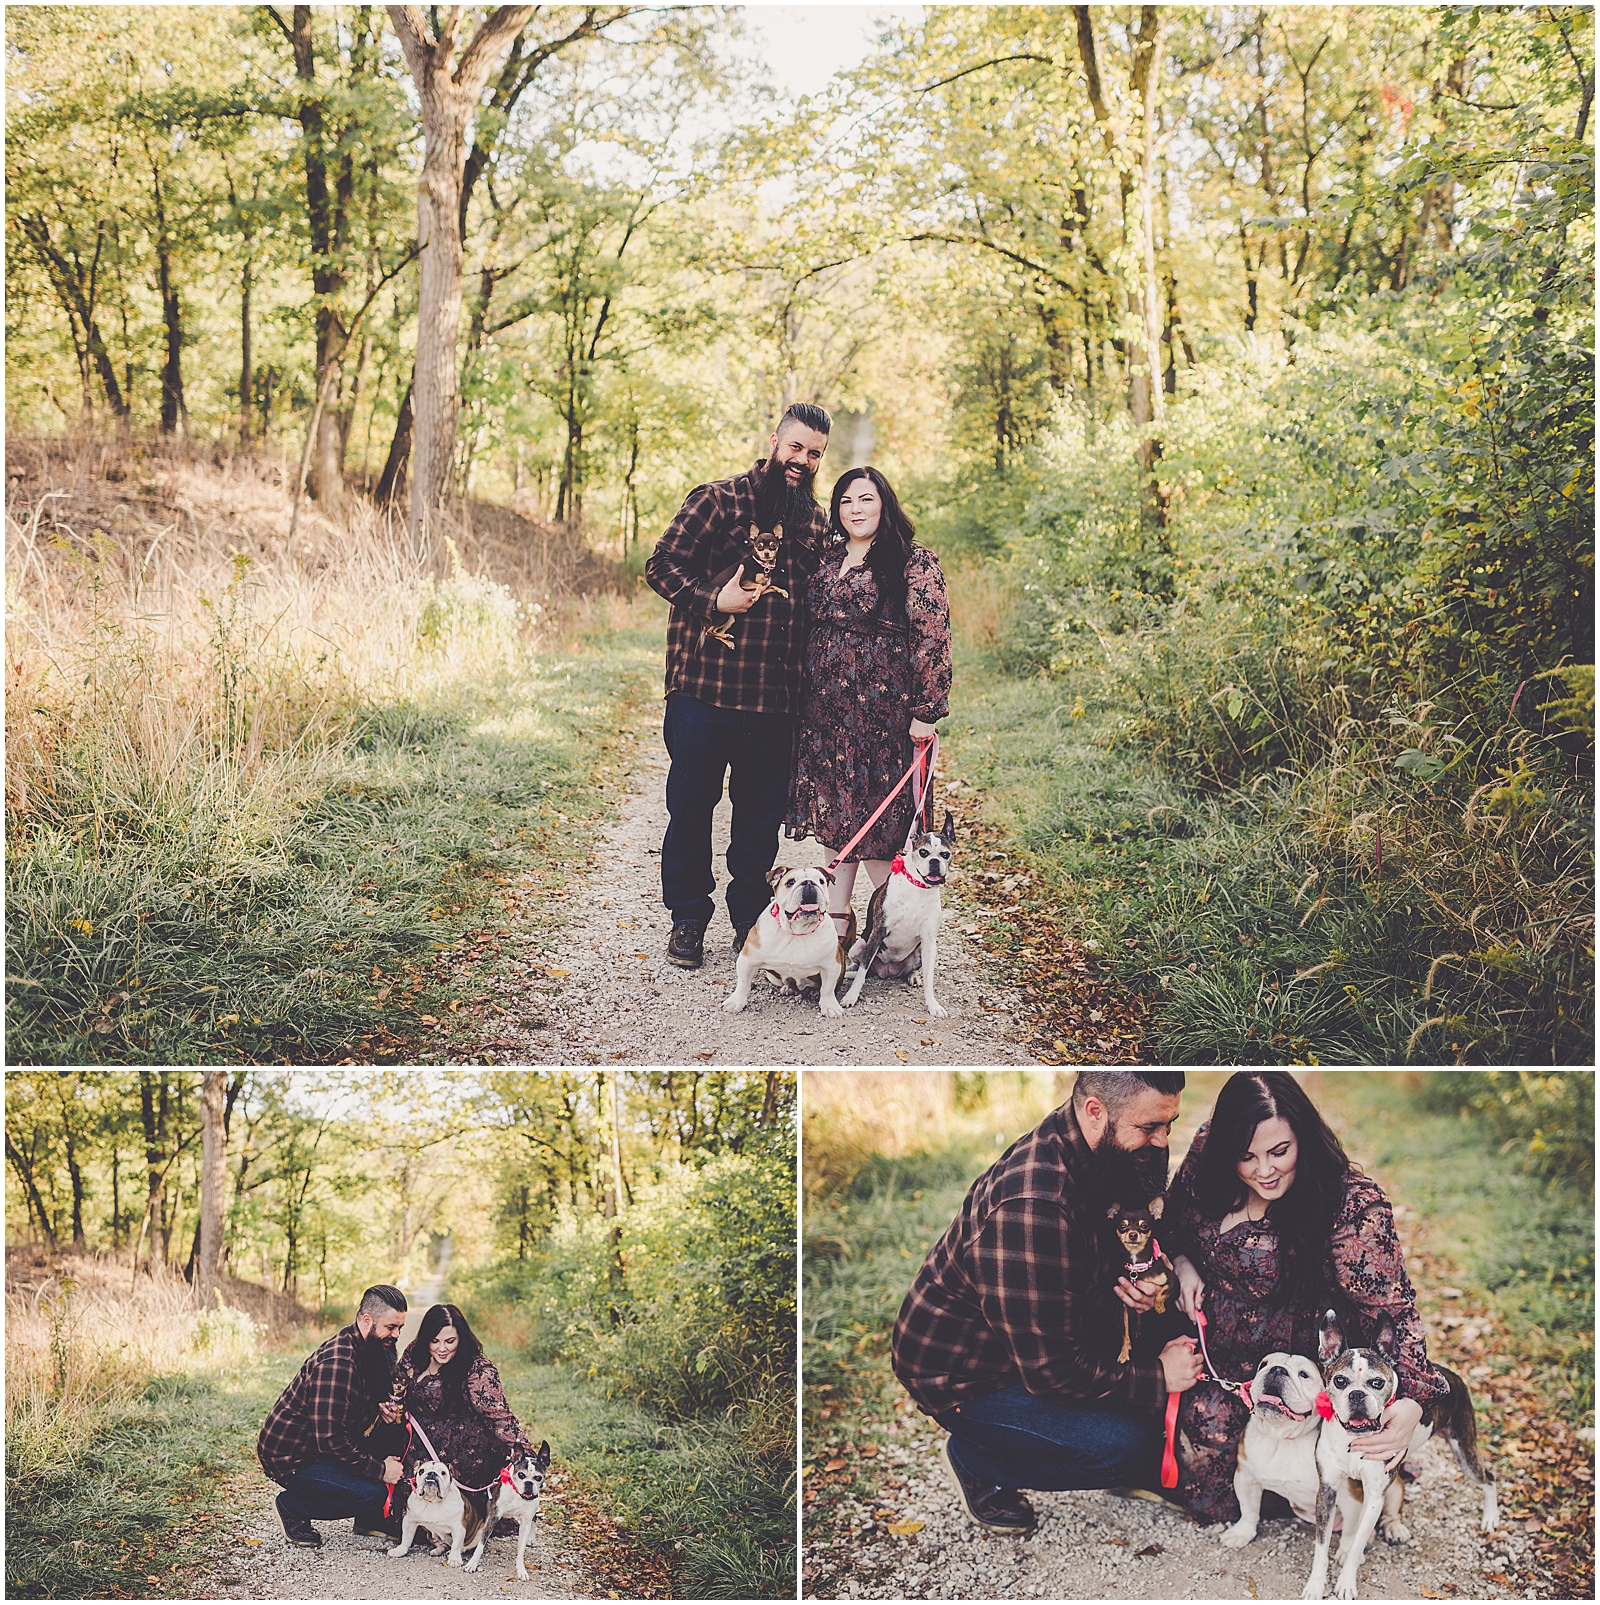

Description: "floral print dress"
785 543 952 860
1165 1123 1449 1525
392 1351 537 1515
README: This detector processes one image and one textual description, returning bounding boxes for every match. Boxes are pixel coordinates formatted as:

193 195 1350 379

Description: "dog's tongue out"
789 908 823 932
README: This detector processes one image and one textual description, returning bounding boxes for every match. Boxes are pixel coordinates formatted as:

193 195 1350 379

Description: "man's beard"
1082 1125 1170 1208
758 453 816 532
357 1325 399 1392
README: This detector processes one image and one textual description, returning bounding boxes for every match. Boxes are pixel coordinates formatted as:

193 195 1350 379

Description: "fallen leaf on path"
694 1050 713 1060
420 1015 438 1025
544 967 570 978
859 1444 878 1457
894 1048 908 1061
888 1520 925 1536
1135 1543 1163 1557
825 1458 846 1471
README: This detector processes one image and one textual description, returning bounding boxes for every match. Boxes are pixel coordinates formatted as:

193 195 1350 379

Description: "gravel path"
808 1413 1526 1601
495 734 1036 1065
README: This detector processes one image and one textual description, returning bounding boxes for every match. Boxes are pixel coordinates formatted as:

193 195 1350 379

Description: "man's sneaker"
939 1437 1035 1534
665 921 706 968
352 1516 402 1540
274 1492 322 1549
1106 1484 1185 1511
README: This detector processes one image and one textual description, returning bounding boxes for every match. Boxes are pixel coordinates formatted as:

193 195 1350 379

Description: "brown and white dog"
723 865 855 1018
389 1459 486 1570
1303 1309 1497 1601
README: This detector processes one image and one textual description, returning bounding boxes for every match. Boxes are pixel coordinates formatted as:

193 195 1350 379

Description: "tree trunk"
1132 6 1168 536
387 5 536 537
5 1132 57 1247
148 153 186 436
293 4 346 513
197 1072 228 1309
375 372 414 503
240 253 253 449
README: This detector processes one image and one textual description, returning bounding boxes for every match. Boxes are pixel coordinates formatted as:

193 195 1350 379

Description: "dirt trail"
190 1469 597 1601
490 734 1037 1065
191 1252 598 1602
807 1419 1519 1600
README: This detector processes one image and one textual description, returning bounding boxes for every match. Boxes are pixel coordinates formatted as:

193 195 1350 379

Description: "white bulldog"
389 1459 485 1570
1220 1349 1327 1549
723 865 854 1018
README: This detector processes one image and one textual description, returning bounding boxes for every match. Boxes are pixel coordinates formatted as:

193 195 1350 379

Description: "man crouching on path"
892 1071 1203 1534
645 403 831 969
257 1284 410 1548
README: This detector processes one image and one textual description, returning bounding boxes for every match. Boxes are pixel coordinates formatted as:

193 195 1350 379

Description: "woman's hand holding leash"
909 718 938 742
1172 1253 1206 1322
1356 1395 1422 1470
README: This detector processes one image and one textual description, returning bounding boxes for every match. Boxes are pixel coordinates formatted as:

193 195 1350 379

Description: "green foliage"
471 1138 795 1421
1413 1071 1595 1196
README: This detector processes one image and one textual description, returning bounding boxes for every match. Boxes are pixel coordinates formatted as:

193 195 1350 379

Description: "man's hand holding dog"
383 1455 404 1483
716 566 756 613
1159 1335 1204 1393
1114 1274 1164 1313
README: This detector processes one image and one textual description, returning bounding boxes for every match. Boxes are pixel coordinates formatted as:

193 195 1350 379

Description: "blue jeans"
935 1383 1161 1492
661 692 793 929
274 1460 394 1527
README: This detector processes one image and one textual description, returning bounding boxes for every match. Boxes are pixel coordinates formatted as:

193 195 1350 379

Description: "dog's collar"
891 853 932 889
1122 1237 1161 1277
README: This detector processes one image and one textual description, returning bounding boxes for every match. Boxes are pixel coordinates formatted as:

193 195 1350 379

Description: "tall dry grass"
3 1248 277 1483
5 432 581 842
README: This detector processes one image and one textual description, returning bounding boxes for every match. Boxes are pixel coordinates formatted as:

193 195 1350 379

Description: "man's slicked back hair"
779 401 831 437
358 1284 407 1320
1072 1071 1185 1119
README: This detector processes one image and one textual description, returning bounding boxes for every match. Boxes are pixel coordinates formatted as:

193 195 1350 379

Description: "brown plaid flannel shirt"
892 1099 1168 1416
645 460 828 714
257 1324 390 1482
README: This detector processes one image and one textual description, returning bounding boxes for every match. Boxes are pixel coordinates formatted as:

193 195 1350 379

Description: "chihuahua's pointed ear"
1317 1308 1344 1365
749 523 760 541
940 809 955 845
1148 1194 1165 1221
773 521 783 541
1106 1201 1121 1220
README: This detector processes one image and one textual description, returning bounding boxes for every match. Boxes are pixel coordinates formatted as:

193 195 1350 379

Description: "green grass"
5 605 665 1064
946 641 1593 1064
4 1350 303 1600
494 1354 794 1599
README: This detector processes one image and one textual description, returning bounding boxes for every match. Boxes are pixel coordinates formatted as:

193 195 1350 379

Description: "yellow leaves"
543 966 571 978
888 1520 925 1536
68 918 93 936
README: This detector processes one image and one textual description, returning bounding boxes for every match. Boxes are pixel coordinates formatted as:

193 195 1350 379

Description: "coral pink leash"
1160 1309 1255 1489
822 733 938 874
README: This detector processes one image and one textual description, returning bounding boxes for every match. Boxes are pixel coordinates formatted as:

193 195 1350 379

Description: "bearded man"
892 1072 1204 1535
645 402 831 969
258 1283 410 1549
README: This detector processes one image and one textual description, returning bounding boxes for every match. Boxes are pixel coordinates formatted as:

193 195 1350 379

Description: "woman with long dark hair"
380 1303 539 1531
1165 1073 1450 1525
784 466 952 932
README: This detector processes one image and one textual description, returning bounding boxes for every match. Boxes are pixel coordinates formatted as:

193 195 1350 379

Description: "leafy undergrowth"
492 1354 793 1600
939 635 1592 1065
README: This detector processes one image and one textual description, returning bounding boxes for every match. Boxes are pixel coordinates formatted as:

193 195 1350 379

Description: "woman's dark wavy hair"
402 1303 484 1407
1185 1072 1357 1307
828 466 916 620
